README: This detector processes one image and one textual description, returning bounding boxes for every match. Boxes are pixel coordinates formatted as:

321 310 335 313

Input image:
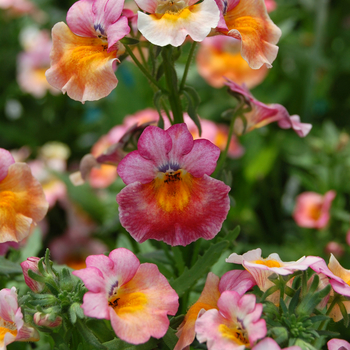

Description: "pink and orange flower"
226 80 312 137
195 290 266 350
46 0 130 103
0 148 48 244
136 0 220 46
72 248 179 344
0 287 39 349
214 0 281 69
116 124 231 246
293 190 336 229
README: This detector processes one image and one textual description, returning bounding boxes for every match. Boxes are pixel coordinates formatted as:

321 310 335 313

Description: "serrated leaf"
0 257 22 275
170 240 229 297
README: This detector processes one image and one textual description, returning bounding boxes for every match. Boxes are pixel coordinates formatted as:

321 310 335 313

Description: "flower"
252 337 301 350
328 339 350 350
226 80 312 137
214 0 281 69
0 148 48 243
33 313 62 328
197 36 268 89
46 0 130 103
135 0 220 46
20 257 45 293
175 270 256 350
116 124 231 246
195 290 266 350
72 248 179 344
0 0 46 21
0 287 39 349
293 190 336 229
264 0 276 12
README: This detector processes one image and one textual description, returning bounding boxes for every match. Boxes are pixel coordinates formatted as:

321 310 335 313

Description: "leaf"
162 326 179 349
182 87 201 136
120 38 140 45
20 227 42 261
103 337 159 350
153 90 166 129
0 256 22 275
170 240 229 297
218 226 240 243
171 246 185 275
288 288 301 314
76 319 107 350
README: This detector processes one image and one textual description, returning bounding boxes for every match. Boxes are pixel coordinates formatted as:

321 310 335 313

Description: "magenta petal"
106 16 130 49
181 139 220 177
117 151 157 185
93 0 124 32
73 266 106 293
134 0 159 13
328 339 350 350
137 126 172 167
67 0 95 37
0 148 15 182
81 291 110 319
219 270 256 295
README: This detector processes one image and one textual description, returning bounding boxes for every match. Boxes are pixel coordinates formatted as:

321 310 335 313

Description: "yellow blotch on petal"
219 324 249 346
110 292 147 315
150 170 193 213
151 6 194 22
253 259 281 268
0 319 18 341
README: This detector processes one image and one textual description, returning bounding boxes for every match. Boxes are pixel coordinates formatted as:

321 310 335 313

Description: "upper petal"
0 149 15 182
66 0 95 37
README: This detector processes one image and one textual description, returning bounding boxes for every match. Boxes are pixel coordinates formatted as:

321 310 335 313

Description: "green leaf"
171 246 185 275
182 87 201 136
0 257 22 275
338 300 350 327
103 337 159 350
219 226 240 243
76 319 107 350
288 288 301 314
153 90 166 129
19 227 42 261
162 326 179 349
120 38 140 45
170 240 229 297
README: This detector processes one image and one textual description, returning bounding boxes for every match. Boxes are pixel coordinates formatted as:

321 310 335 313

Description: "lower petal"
117 174 230 246
46 22 119 103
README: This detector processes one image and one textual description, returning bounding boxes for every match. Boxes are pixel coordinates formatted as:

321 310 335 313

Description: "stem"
162 46 183 124
137 44 148 67
180 41 197 91
124 45 165 91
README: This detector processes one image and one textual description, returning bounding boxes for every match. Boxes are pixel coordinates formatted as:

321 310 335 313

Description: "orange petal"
46 22 119 103
223 0 281 69
0 163 48 243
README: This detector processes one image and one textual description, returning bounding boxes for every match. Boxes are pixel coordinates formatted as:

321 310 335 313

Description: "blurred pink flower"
197 36 268 89
116 124 231 246
175 271 256 350
195 290 266 350
0 0 46 21
0 287 39 348
253 338 301 350
46 0 130 103
293 190 336 229
136 0 220 47
328 339 350 350
73 248 179 344
0 148 48 243
226 80 312 137
325 242 344 258
17 28 58 98
264 0 276 12
214 0 281 69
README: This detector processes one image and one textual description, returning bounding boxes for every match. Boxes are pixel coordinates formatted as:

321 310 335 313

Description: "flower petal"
66 0 95 37
46 22 119 103
0 149 15 182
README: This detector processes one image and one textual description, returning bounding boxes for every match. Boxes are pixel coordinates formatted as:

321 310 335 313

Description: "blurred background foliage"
1 0 350 280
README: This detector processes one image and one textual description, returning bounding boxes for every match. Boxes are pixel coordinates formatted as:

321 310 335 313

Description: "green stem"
162 46 183 124
180 41 197 91
124 45 164 91
137 44 148 67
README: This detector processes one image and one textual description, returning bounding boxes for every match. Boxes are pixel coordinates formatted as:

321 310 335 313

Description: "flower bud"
21 257 45 292
34 312 62 328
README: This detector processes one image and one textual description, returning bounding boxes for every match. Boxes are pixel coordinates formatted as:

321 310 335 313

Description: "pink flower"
264 0 276 13
0 0 46 21
175 270 256 350
293 190 336 229
135 0 220 46
214 0 281 69
116 124 231 246
226 80 312 137
46 0 130 103
252 338 301 350
20 257 45 292
0 148 48 243
328 339 350 350
0 287 39 349
195 290 266 350
33 313 62 328
197 36 268 89
72 248 179 344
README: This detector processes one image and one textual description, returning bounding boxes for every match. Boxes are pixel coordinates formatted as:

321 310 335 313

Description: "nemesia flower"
72 248 179 344
17 27 58 98
226 248 322 301
20 257 45 292
328 339 350 350
135 0 220 46
197 36 268 89
175 270 255 350
264 0 276 13
195 291 266 350
214 0 281 69
293 190 336 229
252 337 301 350
0 287 39 349
116 124 231 246
0 148 48 243
0 0 46 21
226 80 312 137
46 0 130 103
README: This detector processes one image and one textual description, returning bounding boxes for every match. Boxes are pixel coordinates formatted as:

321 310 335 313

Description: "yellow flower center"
307 204 323 220
253 259 281 268
109 292 147 315
155 0 187 14
150 169 193 213
0 318 18 342
218 324 249 346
